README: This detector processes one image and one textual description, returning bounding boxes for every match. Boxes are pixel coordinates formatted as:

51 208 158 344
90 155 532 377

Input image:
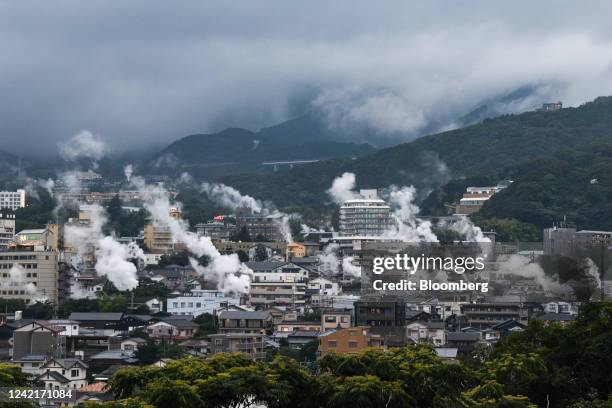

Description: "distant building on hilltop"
339 189 392 237
455 182 511 215
539 101 562 112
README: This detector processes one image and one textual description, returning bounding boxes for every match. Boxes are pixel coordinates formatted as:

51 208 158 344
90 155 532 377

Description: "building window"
71 369 79 377
328 340 337 347
348 341 358 348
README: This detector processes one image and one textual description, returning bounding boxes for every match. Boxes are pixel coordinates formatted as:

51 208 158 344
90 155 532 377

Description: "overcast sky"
1 1 612 155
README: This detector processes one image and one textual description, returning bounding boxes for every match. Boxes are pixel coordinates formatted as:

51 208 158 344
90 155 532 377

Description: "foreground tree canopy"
75 303 612 408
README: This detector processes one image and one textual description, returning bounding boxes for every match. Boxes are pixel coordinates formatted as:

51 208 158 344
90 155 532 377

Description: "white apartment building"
339 189 392 237
0 190 26 211
167 289 241 316
0 213 16 249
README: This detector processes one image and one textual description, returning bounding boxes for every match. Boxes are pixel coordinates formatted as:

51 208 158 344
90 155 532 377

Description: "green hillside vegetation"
149 120 376 179
222 96 612 232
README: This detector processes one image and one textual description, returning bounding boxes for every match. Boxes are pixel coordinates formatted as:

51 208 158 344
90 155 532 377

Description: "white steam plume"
124 164 133 183
95 237 140 290
497 254 572 295
2 265 45 301
327 172 360 205
132 176 252 293
201 180 296 243
64 203 142 291
384 185 438 242
58 130 109 162
201 182 263 213
317 243 340 276
342 256 361 277
443 216 491 242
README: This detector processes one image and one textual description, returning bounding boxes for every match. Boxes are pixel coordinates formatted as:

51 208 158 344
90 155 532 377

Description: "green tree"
99 293 127 312
23 300 54 319
254 244 268 261
235 250 249 263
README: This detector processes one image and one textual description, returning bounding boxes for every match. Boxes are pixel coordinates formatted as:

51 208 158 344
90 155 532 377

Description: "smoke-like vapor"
58 130 109 162
64 203 142 291
131 176 252 293
443 216 491 243
317 243 340 276
95 237 141 291
123 164 133 183
581 257 602 291
201 182 263 213
342 256 361 277
2 265 46 301
327 172 360 205
383 185 438 242
200 180 297 243
496 254 572 295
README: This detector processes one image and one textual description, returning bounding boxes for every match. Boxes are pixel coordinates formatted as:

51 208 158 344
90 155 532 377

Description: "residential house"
321 309 352 331
146 319 198 340
482 320 525 343
276 321 321 333
218 310 272 335
120 338 147 351
15 354 48 375
445 331 482 355
405 321 447 346
318 326 384 356
37 358 88 390
533 312 576 327
208 333 266 361
69 313 127 337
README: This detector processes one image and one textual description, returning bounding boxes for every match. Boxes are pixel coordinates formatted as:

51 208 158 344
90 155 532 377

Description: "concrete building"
455 184 509 215
354 297 407 328
11 228 54 250
235 210 284 242
543 227 577 257
321 309 352 331
0 189 26 211
249 281 306 308
12 321 62 360
196 221 236 241
0 213 15 249
144 224 173 254
318 326 384 356
339 189 392 237
247 261 310 283
167 289 241 317
218 310 272 335
208 333 265 361
0 250 63 304
460 303 533 329
540 101 562 112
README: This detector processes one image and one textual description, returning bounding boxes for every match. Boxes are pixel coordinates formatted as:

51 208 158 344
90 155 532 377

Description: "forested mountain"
222 96 612 230
148 116 376 179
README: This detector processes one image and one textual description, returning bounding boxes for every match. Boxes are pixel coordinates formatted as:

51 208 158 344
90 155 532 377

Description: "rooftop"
219 310 270 320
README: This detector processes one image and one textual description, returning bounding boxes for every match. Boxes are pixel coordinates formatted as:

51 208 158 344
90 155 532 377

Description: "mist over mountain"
220 95 612 230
